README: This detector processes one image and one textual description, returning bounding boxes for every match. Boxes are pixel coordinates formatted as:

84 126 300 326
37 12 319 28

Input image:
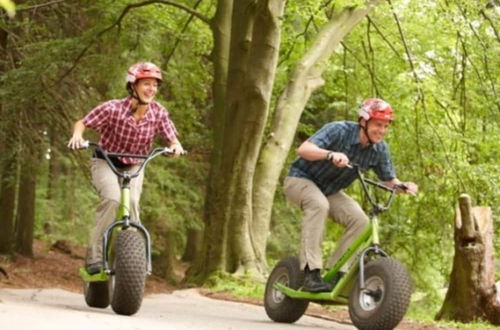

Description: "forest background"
0 0 498 326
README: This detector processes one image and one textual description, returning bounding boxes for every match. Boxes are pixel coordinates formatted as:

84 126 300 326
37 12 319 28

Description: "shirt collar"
352 122 378 151
124 97 155 122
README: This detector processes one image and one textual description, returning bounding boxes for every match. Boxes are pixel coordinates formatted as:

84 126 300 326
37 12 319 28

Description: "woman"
68 62 184 274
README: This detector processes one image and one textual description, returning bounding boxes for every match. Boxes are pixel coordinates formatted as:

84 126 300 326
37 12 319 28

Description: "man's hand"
328 151 349 168
401 181 418 196
385 179 419 196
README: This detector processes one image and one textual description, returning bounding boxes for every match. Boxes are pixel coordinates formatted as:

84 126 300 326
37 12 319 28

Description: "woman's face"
134 78 158 103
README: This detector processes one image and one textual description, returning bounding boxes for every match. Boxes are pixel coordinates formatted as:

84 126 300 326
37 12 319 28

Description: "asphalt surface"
0 288 355 330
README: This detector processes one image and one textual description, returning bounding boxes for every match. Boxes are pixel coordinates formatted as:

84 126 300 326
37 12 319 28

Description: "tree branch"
366 16 402 61
56 0 210 84
387 0 465 190
365 18 380 96
278 13 315 66
480 8 500 43
17 0 66 11
163 0 204 68
341 41 385 88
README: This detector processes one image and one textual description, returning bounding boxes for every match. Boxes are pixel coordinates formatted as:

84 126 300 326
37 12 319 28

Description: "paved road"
0 288 355 330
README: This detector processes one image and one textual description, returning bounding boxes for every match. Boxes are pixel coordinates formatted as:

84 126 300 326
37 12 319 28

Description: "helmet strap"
359 119 375 145
128 84 149 106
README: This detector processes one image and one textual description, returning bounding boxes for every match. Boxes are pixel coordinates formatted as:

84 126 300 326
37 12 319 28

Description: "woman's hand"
67 134 86 149
67 120 86 149
169 142 185 157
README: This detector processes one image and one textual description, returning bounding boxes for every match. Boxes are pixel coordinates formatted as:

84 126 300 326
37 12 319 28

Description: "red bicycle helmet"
125 62 163 85
358 98 394 121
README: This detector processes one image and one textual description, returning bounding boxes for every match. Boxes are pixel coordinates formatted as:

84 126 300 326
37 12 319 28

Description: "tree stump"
435 194 499 325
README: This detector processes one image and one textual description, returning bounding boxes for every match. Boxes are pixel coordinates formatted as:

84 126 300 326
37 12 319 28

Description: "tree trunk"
15 159 37 257
435 194 500 325
251 1 379 267
188 0 233 281
163 229 178 284
225 0 285 275
199 0 259 277
0 153 17 254
0 116 19 254
0 8 17 255
195 0 285 279
182 228 203 262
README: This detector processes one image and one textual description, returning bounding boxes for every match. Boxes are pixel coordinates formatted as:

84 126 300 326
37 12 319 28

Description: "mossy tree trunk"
15 125 43 257
0 19 17 255
0 147 18 255
193 0 285 279
15 159 37 257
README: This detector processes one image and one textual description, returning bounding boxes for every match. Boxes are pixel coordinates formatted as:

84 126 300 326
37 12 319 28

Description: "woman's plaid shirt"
83 97 178 164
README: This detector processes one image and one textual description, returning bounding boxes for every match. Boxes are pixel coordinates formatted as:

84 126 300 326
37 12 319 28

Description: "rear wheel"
348 258 412 330
110 230 147 316
264 256 309 323
84 280 109 308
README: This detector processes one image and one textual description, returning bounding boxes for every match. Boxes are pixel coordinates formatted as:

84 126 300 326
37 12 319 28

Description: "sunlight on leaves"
0 0 15 18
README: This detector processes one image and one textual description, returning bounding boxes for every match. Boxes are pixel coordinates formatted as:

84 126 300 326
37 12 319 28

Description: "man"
284 98 418 292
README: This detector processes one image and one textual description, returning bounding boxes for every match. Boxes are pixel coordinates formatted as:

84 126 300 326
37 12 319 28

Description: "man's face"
365 118 390 144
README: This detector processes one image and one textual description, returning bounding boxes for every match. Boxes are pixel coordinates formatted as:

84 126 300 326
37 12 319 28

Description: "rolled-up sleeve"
83 101 111 133
157 109 178 143
308 122 347 150
374 143 396 181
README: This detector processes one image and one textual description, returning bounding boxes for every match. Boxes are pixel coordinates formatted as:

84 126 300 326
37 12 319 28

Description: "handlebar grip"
80 140 90 149
347 162 359 169
394 183 408 191
162 148 188 156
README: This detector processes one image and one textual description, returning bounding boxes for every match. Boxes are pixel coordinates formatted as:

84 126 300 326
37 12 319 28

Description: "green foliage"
141 155 207 257
202 271 265 300
0 0 15 18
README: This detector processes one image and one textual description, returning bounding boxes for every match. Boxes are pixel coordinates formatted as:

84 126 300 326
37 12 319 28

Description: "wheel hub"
272 273 289 303
359 276 384 311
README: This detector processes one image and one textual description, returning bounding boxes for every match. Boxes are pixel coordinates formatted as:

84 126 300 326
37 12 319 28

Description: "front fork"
357 215 388 291
102 219 153 275
325 215 389 292
102 179 153 275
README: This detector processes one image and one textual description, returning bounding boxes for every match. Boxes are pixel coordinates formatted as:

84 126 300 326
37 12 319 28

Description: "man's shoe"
86 262 102 275
330 271 345 288
303 266 332 293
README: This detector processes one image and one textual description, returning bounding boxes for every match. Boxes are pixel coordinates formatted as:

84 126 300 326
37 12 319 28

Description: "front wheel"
348 258 412 330
110 230 147 316
264 256 309 323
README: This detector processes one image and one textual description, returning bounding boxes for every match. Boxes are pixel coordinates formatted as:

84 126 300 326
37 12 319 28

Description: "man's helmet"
125 62 163 86
358 98 394 121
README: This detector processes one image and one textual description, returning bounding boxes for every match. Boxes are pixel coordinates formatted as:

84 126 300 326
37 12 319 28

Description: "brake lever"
161 147 188 156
